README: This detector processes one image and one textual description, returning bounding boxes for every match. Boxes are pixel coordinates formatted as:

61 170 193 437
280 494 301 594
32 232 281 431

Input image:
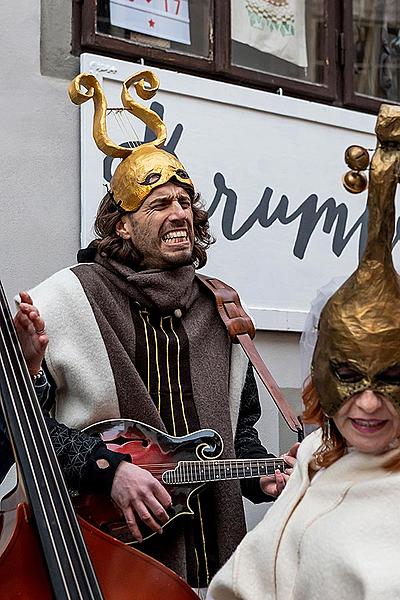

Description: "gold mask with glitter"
68 70 194 212
312 104 400 416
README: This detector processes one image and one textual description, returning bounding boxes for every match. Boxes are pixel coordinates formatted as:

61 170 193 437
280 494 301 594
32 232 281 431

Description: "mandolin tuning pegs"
342 170 368 194
344 145 370 171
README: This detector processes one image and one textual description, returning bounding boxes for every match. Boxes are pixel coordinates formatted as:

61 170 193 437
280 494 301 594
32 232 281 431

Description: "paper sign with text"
110 0 190 45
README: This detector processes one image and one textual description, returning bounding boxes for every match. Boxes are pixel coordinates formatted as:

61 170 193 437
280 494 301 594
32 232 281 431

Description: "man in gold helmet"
11 71 297 590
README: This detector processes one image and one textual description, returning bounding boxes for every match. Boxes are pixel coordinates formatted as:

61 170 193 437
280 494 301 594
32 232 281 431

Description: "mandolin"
73 419 286 544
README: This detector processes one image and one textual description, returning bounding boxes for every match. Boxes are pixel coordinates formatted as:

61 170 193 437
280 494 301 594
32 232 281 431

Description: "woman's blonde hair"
302 379 400 472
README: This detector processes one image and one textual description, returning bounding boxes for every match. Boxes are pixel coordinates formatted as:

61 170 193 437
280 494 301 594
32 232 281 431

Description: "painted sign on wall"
79 54 399 331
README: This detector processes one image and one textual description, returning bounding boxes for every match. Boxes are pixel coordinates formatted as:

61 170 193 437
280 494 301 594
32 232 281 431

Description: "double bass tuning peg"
342 145 370 194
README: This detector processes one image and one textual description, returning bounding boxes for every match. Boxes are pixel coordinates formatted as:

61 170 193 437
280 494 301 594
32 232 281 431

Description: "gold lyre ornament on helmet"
68 70 194 212
312 104 400 416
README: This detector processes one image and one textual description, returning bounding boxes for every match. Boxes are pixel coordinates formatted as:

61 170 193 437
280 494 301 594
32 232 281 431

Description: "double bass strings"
0 281 103 599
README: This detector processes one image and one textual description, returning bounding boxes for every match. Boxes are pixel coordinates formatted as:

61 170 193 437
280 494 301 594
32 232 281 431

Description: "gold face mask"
110 145 192 212
312 104 400 416
68 70 194 212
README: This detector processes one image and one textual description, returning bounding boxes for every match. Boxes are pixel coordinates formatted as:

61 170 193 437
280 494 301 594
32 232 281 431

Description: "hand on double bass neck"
111 460 172 542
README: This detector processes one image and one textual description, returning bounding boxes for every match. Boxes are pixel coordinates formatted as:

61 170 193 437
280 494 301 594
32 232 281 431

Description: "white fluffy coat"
208 430 400 600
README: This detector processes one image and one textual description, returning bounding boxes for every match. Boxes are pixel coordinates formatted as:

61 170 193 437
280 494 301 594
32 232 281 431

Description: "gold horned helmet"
68 70 194 212
312 104 400 416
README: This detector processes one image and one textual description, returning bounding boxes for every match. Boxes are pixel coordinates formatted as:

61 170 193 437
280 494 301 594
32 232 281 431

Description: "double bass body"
0 491 198 599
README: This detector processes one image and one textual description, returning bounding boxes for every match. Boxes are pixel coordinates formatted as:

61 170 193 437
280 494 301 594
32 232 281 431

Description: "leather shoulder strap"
197 274 303 436
196 274 256 341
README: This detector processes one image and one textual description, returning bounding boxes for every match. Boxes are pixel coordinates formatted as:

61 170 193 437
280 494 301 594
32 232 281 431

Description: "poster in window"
110 0 191 45
231 0 308 67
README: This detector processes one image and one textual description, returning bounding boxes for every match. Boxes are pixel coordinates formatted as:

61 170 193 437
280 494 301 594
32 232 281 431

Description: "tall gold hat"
68 70 194 212
312 104 400 416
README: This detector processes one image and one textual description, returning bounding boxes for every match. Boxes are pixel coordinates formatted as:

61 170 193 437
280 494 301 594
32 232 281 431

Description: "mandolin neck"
163 457 285 485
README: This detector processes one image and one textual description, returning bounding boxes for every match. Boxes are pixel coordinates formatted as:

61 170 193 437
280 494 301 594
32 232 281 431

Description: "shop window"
75 0 400 113
96 0 211 59
344 0 400 111
231 1 326 86
227 0 334 101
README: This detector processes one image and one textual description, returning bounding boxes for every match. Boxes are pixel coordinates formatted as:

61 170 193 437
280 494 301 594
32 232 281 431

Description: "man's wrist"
82 447 132 495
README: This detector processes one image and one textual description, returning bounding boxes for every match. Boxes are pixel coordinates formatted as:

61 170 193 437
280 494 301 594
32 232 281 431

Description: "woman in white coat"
207 103 400 600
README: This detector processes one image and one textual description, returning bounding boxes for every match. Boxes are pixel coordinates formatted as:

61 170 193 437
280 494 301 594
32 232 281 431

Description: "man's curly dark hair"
92 181 214 269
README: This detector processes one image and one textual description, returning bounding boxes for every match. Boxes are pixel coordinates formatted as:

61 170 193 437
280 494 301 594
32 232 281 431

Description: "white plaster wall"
0 1 79 305
255 330 302 452
243 330 302 529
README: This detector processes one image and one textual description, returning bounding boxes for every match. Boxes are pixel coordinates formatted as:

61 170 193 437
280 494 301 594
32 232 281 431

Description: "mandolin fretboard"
162 458 286 484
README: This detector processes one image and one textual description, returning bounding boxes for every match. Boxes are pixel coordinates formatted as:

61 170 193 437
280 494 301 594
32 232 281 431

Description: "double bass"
0 281 198 599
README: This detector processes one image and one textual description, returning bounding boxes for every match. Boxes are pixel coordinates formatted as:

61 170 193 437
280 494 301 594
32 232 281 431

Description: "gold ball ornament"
342 170 368 194
344 145 370 171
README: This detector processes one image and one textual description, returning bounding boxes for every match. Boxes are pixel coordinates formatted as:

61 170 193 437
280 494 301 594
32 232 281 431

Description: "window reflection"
353 0 400 102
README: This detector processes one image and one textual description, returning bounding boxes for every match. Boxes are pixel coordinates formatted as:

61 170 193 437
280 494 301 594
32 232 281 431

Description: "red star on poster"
149 19 155 28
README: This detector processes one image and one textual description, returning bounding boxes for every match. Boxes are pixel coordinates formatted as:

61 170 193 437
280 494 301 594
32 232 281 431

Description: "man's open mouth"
162 231 189 244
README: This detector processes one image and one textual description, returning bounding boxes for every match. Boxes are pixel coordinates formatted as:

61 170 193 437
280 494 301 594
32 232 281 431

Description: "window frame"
78 0 217 76
74 0 399 114
221 0 339 103
342 1 395 113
